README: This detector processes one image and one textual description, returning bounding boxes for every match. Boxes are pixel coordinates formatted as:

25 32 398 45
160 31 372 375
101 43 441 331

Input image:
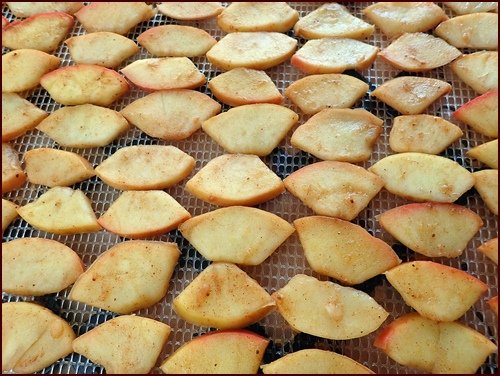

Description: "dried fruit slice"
443 2 498 14
272 274 388 340
2 142 26 194
69 240 180 314
6 2 84 17
185 154 285 207
2 199 18 235
488 296 499 316
2 92 48 142
283 161 384 221
97 190 191 238
95 145 195 190
72 315 171 374
377 202 483 258
369 152 475 203
478 237 498 264
371 76 451 115
450 51 498 94
173 262 276 329
290 108 383 162
452 90 498 138
202 103 298 156
467 139 498 169
156 2 224 20
473 169 498 216
284 73 369 115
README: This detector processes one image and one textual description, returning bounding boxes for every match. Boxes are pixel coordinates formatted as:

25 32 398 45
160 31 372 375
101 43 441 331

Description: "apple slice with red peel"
2 92 48 142
384 261 488 321
473 169 498 216
2 142 26 194
488 296 498 316
467 139 498 169
477 237 498 265
453 90 498 138
160 329 269 374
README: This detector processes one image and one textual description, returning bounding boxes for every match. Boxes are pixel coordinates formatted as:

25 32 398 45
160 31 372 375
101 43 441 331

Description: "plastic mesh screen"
2 2 498 374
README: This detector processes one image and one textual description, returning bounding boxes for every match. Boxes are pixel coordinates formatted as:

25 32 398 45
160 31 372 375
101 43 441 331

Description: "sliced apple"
453 90 498 138
65 31 140 68
185 154 285 207
206 31 297 71
468 139 498 169
2 11 74 52
2 199 18 235
156 2 224 20
443 2 498 15
173 262 276 329
294 2 374 40
473 169 498 216
283 161 384 221
179 206 295 265
69 240 180 314
290 108 383 162
2 15 8 28
384 261 488 321
40 64 130 106
2 237 84 296
450 51 498 95
378 32 461 72
207 68 283 106
138 24 217 57
294 216 401 285
2 142 26 194
16 186 101 235
160 329 269 374
371 76 451 115
95 145 195 190
24 148 95 187
120 89 221 140
72 315 171 374
477 237 498 264
217 2 298 33
261 348 375 374
202 103 298 156
488 296 498 316
2 92 48 142
120 57 206 91
272 274 388 340
97 190 191 238
368 152 475 203
6 2 84 17
284 73 369 115
292 37 378 74
378 202 483 258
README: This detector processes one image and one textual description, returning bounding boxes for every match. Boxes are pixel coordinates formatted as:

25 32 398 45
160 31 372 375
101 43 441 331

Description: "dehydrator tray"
2 2 498 374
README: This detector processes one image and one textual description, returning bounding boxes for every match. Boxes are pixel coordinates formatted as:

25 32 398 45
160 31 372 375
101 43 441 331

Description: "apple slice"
292 37 378 74
173 262 276 329
473 169 498 216
2 92 48 141
2 142 26 194
179 206 295 265
217 2 298 33
156 2 224 20
2 199 18 235
160 329 269 374
2 15 8 28
72 315 171 374
261 348 374 374
206 31 297 71
284 73 369 115
16 186 101 235
24 148 95 187
272 274 388 340
468 139 498 169
378 202 483 258
2 302 75 374
120 89 221 140
371 76 451 115
2 237 84 296
283 161 384 221
97 190 191 238
290 108 383 162
488 296 498 316
362 2 447 38
389 114 463 154
384 261 488 321
202 103 298 156
69 240 180 314
74 2 154 35
368 152 475 203
434 13 498 50
6 2 84 17
453 90 498 138
185 154 285 207
443 2 498 14
207 68 283 106
120 57 206 91
95 145 195 190
2 11 74 52
477 237 498 264
40 65 130 106
65 31 140 68
294 3 374 40
294 216 401 285
378 32 461 72
450 52 498 95
138 24 217 57
2 49 60 92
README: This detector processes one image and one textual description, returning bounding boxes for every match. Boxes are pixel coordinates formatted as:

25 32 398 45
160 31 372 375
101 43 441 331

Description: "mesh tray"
2 2 498 374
